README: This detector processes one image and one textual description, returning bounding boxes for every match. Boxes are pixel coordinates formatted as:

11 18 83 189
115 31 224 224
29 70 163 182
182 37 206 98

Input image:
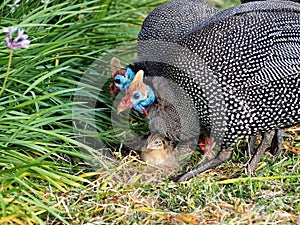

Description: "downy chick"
141 134 180 170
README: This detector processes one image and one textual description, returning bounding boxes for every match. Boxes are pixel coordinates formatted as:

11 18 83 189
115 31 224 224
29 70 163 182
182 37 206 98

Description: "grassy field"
0 0 299 224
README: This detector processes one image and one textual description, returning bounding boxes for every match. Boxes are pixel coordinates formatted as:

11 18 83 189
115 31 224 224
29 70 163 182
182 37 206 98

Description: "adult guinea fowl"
112 0 290 158
117 0 300 181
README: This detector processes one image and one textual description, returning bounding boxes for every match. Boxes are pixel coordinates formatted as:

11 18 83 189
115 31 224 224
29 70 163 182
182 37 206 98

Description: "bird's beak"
146 143 153 150
117 96 133 114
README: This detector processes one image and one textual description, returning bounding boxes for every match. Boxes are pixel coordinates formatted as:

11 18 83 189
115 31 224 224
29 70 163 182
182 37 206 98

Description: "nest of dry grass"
53 126 299 224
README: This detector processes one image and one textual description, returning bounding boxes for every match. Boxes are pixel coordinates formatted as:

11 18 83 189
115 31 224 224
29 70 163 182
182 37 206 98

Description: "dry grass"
42 126 300 225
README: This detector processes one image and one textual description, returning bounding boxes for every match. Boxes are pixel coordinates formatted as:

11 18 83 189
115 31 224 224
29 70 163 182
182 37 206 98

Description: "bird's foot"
270 129 292 157
174 148 232 182
246 130 275 175
248 129 291 158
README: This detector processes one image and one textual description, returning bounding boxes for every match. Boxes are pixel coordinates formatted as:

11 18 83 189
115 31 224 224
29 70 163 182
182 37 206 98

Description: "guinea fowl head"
117 70 155 115
109 57 135 96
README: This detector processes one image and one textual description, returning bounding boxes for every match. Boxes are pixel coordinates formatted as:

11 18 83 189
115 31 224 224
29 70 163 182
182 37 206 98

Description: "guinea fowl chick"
141 134 180 170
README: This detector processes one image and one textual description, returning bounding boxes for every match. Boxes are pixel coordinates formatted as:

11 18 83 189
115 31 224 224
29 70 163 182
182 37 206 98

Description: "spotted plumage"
119 1 300 181
137 0 219 43
166 1 300 140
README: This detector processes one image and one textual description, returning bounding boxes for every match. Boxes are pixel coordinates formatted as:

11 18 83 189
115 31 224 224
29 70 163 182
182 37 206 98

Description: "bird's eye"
154 140 160 145
114 78 121 84
133 92 140 99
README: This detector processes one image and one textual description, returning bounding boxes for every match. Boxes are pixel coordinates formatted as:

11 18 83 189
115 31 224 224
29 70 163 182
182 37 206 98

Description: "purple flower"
3 27 30 49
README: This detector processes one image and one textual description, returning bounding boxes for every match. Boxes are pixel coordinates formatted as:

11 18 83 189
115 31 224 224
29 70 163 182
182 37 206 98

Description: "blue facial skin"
131 86 156 115
114 67 136 91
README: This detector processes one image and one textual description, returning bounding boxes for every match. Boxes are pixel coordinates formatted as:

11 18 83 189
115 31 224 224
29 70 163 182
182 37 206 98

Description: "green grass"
0 0 299 224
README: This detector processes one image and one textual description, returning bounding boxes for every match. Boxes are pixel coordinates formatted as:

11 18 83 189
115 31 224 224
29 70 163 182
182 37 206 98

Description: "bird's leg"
246 130 275 174
270 129 292 157
270 129 282 157
248 129 291 158
174 147 232 182
248 135 257 155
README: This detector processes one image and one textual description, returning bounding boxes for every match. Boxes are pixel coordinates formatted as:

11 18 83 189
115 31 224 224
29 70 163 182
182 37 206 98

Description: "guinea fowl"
117 1 300 181
111 0 291 159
